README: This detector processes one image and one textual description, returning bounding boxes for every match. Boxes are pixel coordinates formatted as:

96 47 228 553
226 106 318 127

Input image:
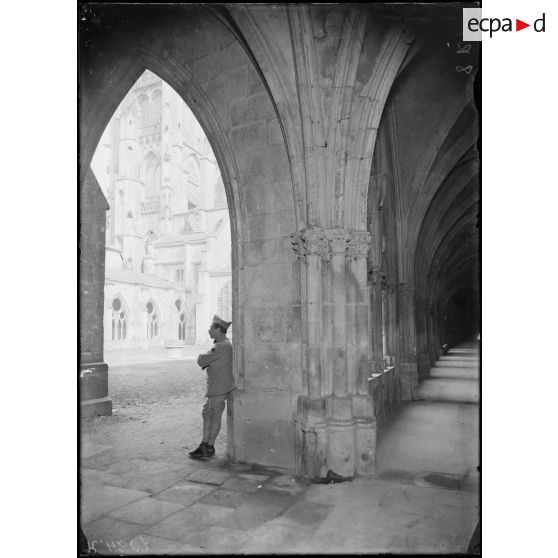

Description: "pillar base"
295 394 377 478
81 397 112 418
80 362 112 417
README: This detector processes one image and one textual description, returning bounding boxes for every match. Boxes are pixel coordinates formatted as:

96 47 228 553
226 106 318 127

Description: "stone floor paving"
81 444 478 555
81 345 479 555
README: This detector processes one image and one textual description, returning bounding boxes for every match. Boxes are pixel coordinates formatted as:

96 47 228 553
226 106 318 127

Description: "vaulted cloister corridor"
376 343 479 488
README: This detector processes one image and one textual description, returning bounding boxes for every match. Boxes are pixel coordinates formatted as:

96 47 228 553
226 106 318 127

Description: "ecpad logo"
463 8 546 40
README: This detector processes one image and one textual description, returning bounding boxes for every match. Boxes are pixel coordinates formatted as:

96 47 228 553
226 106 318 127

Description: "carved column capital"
367 266 385 285
291 228 331 262
325 229 350 257
290 230 305 260
347 232 372 260
381 280 395 294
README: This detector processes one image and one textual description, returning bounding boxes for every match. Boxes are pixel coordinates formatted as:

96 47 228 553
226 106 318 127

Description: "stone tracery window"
146 300 159 339
111 297 128 342
175 299 186 341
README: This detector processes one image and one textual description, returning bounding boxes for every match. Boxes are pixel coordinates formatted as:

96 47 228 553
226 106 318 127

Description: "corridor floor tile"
303 482 351 505
108 496 184 525
197 487 246 509
81 444 112 459
80 468 121 485
83 516 145 544
275 500 334 528
81 484 151 525
214 499 287 532
239 523 315 554
145 503 234 543
131 534 194 555
237 473 270 482
104 458 150 475
186 467 232 485
263 482 305 496
187 526 251 553
154 480 217 507
222 476 264 493
104 461 194 494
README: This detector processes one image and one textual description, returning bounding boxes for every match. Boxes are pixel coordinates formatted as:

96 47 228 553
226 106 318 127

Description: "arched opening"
91 68 232 360
80 4 299 472
90 68 234 451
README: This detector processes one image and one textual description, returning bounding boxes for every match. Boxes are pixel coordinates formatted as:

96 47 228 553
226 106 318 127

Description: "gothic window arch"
174 299 186 341
141 152 160 198
146 299 160 339
111 296 128 342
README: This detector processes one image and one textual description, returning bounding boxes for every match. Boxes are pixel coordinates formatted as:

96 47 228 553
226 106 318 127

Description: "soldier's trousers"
202 391 232 445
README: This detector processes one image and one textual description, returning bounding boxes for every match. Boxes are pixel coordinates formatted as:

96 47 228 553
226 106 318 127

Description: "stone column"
291 228 329 477
328 230 350 396
398 283 419 400
348 233 375 477
368 266 385 376
382 281 397 366
292 228 375 478
415 298 430 378
428 307 437 367
80 170 112 417
292 228 329 397
348 233 372 395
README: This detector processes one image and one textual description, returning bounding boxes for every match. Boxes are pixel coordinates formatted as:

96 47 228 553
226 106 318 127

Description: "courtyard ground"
81 359 228 459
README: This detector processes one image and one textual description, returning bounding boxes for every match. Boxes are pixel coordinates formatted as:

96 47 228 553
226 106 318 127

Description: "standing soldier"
189 315 235 459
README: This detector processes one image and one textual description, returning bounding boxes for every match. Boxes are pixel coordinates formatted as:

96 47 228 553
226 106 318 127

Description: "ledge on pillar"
80 362 112 418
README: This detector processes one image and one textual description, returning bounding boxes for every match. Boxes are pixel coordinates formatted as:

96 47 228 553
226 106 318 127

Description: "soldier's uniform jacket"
197 338 235 397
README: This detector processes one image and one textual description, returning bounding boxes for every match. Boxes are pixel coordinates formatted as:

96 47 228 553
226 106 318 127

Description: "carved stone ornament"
306 228 330 258
347 232 372 260
325 229 350 257
382 282 396 295
290 231 305 260
290 228 330 262
368 267 385 285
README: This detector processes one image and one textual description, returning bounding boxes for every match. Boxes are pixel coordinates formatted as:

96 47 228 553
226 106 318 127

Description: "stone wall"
80 171 112 417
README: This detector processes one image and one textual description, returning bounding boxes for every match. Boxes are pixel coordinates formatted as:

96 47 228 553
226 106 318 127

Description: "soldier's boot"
189 442 209 459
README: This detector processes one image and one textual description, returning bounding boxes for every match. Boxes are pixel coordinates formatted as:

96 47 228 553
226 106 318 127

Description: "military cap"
213 314 232 331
